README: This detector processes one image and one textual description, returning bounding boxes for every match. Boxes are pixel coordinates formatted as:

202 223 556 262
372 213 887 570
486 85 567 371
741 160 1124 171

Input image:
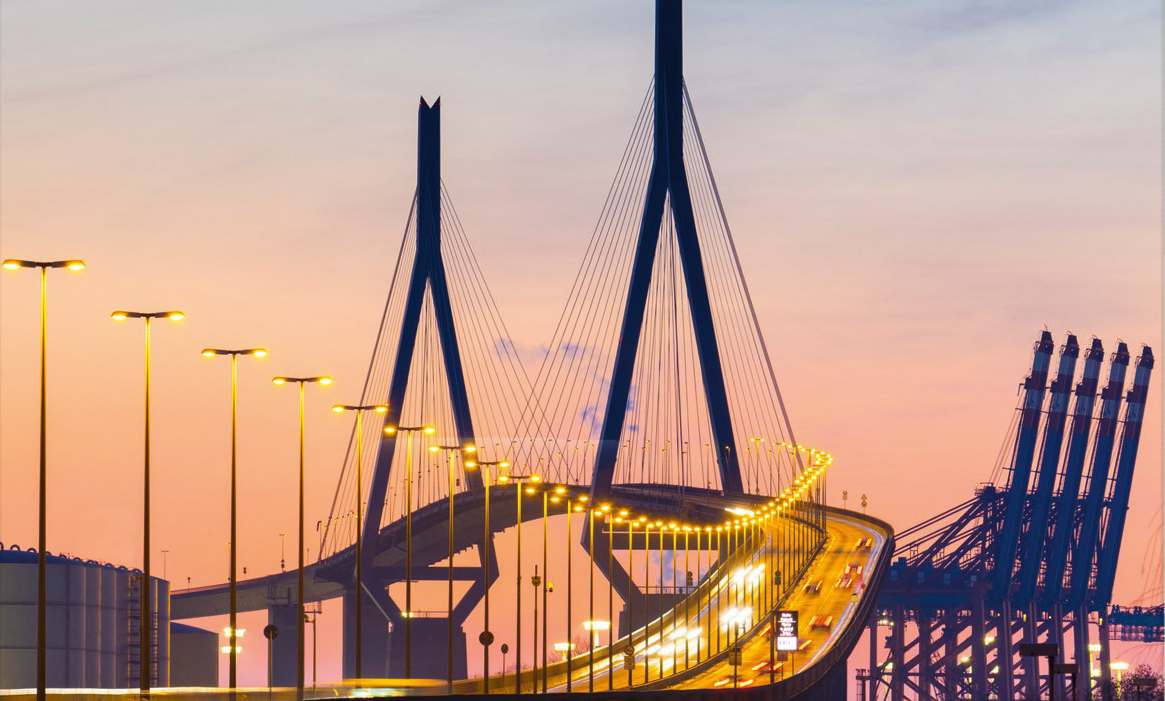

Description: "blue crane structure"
861 332 1156 701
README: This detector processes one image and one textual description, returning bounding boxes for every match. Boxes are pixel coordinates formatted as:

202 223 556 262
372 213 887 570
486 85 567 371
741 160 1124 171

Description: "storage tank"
0 544 169 688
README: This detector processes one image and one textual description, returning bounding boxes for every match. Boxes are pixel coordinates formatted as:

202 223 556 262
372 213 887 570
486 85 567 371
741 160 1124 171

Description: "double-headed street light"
465 456 508 693
3 258 84 701
332 403 387 680
202 348 267 694
112 309 184 692
429 441 476 692
382 423 434 679
272 375 332 701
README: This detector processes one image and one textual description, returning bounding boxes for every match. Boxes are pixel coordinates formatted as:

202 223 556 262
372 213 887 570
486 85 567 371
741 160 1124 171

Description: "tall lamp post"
112 309 185 691
497 472 542 693
202 348 268 694
429 441 476 692
3 259 85 701
272 375 333 701
382 423 435 679
332 403 388 679
466 457 508 693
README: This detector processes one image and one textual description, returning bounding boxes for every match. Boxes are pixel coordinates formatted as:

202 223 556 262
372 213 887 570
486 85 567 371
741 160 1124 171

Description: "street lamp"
497 472 541 693
333 403 388 679
464 457 507 693
626 517 638 688
203 348 267 692
112 308 184 691
429 441 475 691
383 423 434 679
3 258 84 701
272 375 333 700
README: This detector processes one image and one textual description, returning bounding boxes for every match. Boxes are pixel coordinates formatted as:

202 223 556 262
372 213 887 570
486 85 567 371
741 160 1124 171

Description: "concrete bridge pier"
617 592 686 639
268 602 299 686
387 617 467 680
342 587 390 678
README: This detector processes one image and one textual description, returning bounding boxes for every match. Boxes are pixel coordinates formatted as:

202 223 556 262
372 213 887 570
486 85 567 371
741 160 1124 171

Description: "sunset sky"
1 0 1160 686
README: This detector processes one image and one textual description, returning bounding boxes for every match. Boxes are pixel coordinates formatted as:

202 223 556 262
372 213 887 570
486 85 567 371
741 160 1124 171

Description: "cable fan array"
318 182 533 559
320 80 807 557
509 80 802 496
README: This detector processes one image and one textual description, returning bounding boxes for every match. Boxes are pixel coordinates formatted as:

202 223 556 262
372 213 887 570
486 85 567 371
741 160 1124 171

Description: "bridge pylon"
589 0 746 500
322 97 501 679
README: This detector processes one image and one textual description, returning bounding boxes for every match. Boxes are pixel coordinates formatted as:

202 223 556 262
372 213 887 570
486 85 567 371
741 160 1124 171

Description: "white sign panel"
776 610 799 651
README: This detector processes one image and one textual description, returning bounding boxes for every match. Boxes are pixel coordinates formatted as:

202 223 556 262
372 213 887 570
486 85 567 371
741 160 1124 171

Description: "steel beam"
1093 346 1154 606
1042 338 1105 607
991 330 1054 600
1067 343 1129 607
1016 335 1080 605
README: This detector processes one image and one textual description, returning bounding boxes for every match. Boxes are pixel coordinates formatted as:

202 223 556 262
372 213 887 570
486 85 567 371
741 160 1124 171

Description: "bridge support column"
1023 603 1041 699
916 610 932 698
342 588 390 679
942 611 958 699
617 593 684 639
970 591 989 700
1073 606 1091 701
889 604 905 700
1098 616 1113 700
868 614 879 701
387 617 466 680
1050 604 1068 701
268 603 299 687
996 601 1015 701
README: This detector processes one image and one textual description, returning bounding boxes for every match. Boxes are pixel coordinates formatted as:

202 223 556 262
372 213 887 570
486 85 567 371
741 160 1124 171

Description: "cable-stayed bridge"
169 3 1152 700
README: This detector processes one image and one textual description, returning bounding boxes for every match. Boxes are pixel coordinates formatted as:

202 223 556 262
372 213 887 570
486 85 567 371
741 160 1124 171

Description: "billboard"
776 610 799 651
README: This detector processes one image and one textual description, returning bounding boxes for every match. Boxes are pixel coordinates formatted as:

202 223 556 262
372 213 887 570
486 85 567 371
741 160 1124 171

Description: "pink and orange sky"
1 0 1161 685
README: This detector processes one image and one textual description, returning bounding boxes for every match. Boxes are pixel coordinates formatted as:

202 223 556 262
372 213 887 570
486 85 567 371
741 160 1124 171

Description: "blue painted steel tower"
590 0 744 500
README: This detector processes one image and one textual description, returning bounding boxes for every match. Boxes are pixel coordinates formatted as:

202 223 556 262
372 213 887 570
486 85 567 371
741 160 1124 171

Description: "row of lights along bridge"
2 257 831 699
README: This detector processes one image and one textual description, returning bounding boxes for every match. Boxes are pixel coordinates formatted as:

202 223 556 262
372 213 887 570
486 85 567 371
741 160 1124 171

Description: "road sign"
728 647 742 666
624 652 636 669
479 631 495 646
263 624 278 640
776 610 799 651
624 645 635 656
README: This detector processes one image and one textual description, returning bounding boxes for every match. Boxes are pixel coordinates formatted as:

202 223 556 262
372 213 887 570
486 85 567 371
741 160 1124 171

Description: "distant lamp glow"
499 461 511 468
272 377 287 385
252 349 268 358
318 376 333 386
384 425 397 434
2 260 22 270
64 261 86 271
423 425 435 435
165 311 185 321
332 405 346 413
111 311 129 321
202 349 217 357
429 445 440 453
374 405 388 413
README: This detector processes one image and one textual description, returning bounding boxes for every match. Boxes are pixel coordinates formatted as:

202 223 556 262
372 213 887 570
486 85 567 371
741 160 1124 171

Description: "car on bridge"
803 578 823 594
809 614 834 629
855 537 874 551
